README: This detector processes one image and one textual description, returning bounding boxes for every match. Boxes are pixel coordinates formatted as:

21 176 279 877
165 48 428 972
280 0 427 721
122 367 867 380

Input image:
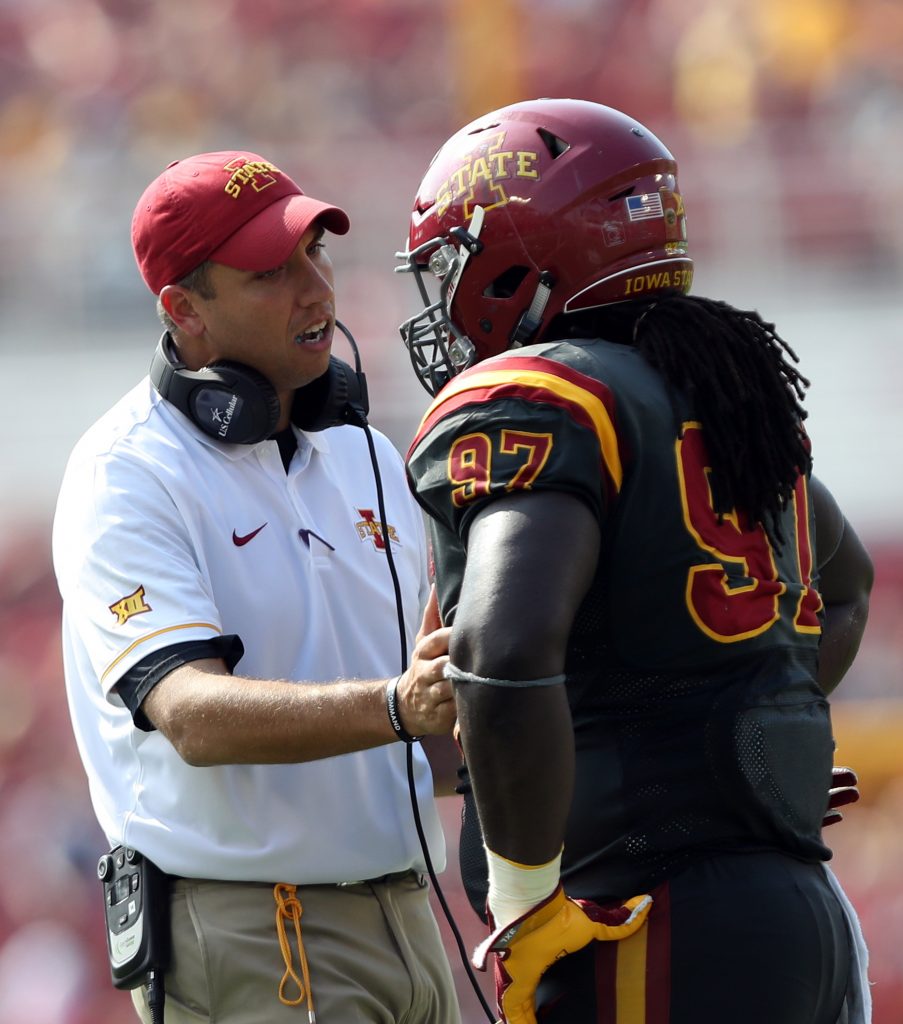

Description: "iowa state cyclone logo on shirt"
355 509 399 551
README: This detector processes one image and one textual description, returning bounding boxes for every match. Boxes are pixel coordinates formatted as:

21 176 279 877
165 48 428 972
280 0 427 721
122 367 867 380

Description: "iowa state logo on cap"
222 158 281 199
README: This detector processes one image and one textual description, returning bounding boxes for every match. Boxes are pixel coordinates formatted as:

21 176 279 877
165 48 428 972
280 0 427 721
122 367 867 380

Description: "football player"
397 99 874 1024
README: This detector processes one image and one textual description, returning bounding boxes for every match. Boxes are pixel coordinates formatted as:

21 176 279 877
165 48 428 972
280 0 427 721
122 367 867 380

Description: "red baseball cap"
131 151 350 294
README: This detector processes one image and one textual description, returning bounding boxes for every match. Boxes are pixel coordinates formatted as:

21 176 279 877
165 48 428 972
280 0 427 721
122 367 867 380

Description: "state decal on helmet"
396 97 693 394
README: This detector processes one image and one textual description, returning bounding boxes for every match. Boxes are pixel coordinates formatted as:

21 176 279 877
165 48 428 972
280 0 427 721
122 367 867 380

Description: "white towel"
822 864 872 1024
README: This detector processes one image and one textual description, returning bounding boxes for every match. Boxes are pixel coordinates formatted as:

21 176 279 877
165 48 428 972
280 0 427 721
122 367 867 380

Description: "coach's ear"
160 284 206 340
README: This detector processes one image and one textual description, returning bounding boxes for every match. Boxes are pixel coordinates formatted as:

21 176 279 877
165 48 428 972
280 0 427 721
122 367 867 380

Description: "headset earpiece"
292 355 369 431
149 333 281 444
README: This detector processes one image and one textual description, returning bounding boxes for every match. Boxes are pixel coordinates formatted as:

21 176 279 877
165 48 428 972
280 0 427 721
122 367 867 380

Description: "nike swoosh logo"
232 523 268 546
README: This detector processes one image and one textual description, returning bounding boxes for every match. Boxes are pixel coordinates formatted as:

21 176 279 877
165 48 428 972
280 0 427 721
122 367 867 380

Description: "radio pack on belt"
97 845 171 991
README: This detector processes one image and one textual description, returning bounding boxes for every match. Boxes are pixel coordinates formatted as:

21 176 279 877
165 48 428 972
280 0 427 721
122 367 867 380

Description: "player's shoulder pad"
408 350 619 467
405 350 625 538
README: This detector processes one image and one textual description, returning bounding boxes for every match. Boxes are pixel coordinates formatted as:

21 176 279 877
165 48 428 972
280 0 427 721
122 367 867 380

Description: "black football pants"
535 851 853 1024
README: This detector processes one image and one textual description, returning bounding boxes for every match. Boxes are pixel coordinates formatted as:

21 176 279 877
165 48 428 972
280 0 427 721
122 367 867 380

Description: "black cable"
339 318 496 1022
405 742 497 1024
360 421 409 672
359 425 496 1024
146 968 165 1024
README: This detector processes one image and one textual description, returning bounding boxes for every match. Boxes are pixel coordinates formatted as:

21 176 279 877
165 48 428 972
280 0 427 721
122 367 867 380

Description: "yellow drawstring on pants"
274 883 316 1023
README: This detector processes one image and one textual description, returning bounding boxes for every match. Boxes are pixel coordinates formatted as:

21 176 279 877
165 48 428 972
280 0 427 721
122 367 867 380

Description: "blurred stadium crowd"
2 0 903 334
1 1 902 1021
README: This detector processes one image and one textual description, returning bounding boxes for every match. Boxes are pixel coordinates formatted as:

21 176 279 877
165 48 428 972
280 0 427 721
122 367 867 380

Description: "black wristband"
385 675 422 744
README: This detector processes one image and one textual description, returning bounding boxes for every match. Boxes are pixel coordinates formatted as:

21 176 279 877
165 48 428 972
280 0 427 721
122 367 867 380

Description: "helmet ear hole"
537 128 570 158
484 265 530 299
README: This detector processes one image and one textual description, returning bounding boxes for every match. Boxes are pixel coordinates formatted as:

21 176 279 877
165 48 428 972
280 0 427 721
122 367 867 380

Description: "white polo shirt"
53 378 445 884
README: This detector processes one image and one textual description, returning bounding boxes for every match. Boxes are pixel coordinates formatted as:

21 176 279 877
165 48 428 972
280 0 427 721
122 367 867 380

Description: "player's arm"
450 489 600 867
421 734 465 796
139 592 455 765
809 475 874 694
450 489 653 1024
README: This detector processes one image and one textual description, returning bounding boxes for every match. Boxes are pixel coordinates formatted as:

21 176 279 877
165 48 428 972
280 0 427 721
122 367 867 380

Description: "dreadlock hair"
555 292 812 547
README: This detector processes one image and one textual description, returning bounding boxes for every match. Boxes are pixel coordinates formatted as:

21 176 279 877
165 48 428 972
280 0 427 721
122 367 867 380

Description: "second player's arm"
809 475 874 695
450 490 600 866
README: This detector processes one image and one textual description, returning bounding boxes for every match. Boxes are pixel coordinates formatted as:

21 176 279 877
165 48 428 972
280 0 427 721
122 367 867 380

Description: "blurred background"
1 0 902 1020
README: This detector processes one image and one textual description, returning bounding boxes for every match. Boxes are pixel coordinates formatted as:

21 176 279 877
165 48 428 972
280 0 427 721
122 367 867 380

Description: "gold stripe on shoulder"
423 367 622 491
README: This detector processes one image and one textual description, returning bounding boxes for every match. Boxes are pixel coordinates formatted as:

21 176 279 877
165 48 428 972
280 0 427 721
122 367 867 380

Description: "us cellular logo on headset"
210 394 239 438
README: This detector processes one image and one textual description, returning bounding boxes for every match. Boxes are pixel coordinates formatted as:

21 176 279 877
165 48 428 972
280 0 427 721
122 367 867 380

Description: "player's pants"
535 851 853 1024
130 871 461 1023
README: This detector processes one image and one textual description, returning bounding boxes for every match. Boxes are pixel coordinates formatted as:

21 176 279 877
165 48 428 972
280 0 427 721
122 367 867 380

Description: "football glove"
823 765 860 827
472 885 652 1024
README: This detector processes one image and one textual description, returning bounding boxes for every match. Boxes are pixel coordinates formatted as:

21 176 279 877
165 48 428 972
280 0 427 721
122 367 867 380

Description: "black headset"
149 322 369 443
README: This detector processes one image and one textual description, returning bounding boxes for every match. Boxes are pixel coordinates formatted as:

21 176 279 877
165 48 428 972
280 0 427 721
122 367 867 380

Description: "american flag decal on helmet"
626 193 664 221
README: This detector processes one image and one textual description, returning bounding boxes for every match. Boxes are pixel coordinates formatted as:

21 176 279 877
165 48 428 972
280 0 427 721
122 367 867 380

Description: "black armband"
385 675 422 744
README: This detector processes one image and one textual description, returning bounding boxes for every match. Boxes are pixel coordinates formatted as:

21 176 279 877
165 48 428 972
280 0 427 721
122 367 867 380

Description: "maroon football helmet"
396 98 693 394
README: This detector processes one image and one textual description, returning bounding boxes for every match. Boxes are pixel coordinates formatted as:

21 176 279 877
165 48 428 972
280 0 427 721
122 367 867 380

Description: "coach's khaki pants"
131 873 461 1023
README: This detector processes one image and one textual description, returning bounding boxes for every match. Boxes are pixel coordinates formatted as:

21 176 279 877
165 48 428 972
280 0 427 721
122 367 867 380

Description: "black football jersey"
406 339 834 912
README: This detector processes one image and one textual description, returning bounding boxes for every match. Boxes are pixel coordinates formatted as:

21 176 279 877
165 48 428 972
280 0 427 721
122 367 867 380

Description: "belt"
336 869 425 888
171 869 424 889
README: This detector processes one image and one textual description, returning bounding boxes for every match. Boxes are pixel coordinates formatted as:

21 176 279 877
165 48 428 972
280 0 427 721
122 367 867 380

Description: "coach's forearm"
144 662 395 764
142 658 454 765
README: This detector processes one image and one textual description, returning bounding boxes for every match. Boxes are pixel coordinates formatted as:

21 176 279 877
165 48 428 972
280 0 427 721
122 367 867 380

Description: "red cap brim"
209 194 350 272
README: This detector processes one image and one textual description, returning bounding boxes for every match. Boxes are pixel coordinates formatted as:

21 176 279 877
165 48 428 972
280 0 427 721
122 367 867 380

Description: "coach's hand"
472 886 652 1024
823 765 860 827
395 587 456 737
